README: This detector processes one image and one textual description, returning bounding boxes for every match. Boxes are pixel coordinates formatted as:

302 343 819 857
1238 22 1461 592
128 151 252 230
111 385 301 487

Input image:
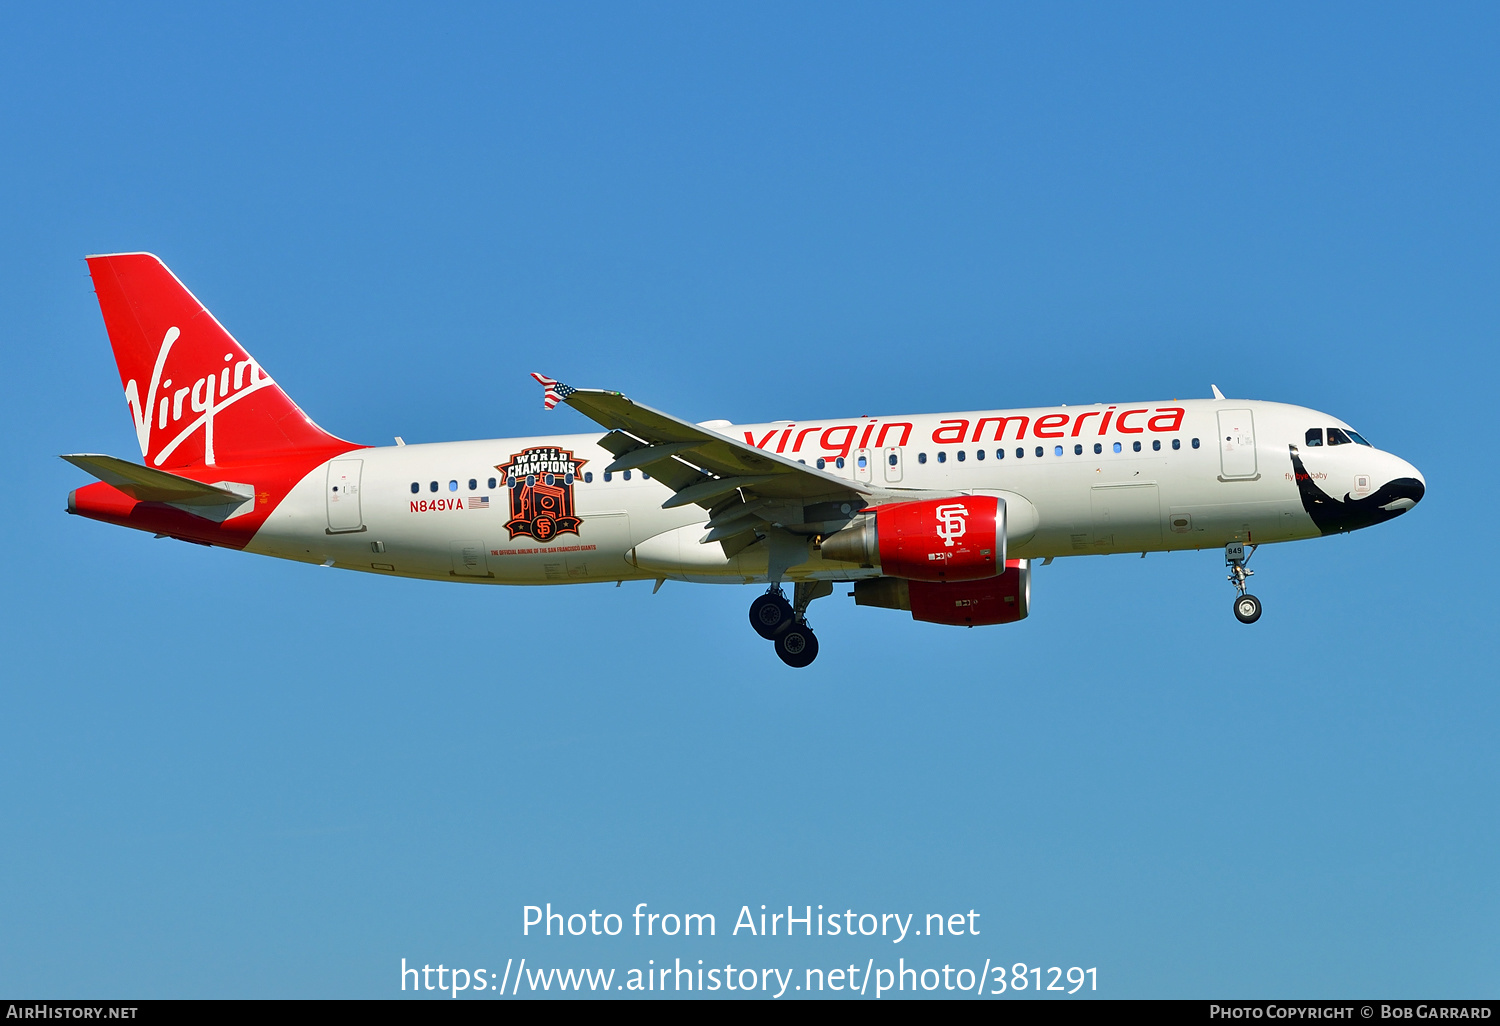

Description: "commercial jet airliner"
64 254 1426 666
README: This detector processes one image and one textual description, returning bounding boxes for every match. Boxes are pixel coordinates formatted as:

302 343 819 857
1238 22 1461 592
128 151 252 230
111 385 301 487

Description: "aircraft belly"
484 509 638 583
1007 455 1319 558
629 521 879 584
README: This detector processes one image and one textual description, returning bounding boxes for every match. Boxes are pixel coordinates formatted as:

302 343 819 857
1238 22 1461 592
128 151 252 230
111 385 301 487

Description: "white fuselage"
246 398 1423 586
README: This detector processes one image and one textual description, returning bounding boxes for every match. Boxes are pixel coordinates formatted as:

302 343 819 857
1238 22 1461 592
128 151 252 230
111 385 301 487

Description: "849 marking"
988 964 1097 994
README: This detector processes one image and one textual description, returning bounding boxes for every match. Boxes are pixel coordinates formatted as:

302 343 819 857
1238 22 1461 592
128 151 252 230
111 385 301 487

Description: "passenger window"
1113 442 1122 453
1192 438 1200 449
1327 428 1352 446
1172 438 1180 450
429 481 439 492
468 478 477 490
543 473 554 485
1074 444 1083 455
604 471 612 482
937 451 947 464
1152 439 1161 451
1093 443 1102 454
836 457 845 469
623 470 632 480
918 452 928 464
956 450 965 462
888 453 898 466
488 477 497 489
565 473 575 485
1132 441 1141 452
584 472 593 483
410 482 419 494
976 449 985 461
449 480 458 491
857 455 867 469
997 449 1005 459
506 475 516 487
1305 428 1324 447
525 474 536 487
1034 446 1043 457
642 472 650 480
816 458 826 469
1016 448 1024 459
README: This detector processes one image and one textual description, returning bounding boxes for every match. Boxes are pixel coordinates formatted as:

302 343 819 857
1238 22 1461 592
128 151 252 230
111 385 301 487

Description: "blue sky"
1 2 1496 998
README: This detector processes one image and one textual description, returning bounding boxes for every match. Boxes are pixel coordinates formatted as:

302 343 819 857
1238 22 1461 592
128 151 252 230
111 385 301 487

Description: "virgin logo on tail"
123 326 275 467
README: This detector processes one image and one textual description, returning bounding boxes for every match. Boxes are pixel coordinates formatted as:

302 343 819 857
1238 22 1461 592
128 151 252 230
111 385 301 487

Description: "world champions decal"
495 447 588 542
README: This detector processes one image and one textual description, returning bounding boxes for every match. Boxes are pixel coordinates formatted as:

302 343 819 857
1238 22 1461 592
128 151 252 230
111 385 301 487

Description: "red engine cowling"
909 560 1031 626
851 559 1032 626
820 495 1004 582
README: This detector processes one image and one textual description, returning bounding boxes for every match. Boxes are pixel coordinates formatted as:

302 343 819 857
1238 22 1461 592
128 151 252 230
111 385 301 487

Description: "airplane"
64 253 1427 667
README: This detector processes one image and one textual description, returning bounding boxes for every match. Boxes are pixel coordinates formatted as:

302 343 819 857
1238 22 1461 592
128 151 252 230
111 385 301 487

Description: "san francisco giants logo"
935 502 968 547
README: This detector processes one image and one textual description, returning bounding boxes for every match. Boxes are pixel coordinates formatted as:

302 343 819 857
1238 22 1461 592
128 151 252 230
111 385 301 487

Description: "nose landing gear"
749 582 830 667
1226 542 1262 624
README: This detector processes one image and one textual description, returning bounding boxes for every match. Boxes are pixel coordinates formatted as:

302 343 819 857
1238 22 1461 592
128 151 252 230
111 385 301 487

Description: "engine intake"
820 495 1005 582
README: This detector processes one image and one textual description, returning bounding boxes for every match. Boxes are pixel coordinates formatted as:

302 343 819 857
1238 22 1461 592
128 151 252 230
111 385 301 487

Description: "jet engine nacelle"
820 495 1004 582
852 559 1032 627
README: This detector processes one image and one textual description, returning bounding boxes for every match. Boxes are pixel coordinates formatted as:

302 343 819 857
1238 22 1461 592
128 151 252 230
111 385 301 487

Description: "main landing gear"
1226 542 1262 624
749 582 830 667
749 590 794 639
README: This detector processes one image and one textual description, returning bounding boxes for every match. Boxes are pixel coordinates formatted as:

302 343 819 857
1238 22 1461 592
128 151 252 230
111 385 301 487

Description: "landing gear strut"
749 582 830 667
1226 542 1262 624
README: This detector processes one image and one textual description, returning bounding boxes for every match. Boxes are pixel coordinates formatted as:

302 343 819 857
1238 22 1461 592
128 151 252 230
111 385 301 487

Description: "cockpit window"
1305 428 1323 447
1347 430 1373 447
1327 427 1352 446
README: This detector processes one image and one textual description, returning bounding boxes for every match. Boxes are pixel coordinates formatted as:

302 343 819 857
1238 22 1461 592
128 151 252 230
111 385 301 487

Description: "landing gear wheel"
749 592 795 639
774 622 819 668
1233 594 1262 624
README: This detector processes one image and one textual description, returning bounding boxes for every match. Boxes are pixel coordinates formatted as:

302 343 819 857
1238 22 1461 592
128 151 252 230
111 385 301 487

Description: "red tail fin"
86 253 353 469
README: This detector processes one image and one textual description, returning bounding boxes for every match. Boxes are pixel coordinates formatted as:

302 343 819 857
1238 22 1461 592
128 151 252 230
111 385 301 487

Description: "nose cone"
1381 457 1425 514
1291 445 1426 535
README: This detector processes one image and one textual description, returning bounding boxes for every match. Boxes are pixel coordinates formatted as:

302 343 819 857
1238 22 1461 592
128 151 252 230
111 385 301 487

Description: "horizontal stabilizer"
61 454 255 521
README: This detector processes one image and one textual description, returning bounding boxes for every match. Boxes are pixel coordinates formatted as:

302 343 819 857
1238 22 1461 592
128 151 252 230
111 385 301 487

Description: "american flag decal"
469 496 490 509
530 372 577 410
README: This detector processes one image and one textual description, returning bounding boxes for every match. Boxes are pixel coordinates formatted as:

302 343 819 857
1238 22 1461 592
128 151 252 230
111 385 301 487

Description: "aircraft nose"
1381 457 1425 513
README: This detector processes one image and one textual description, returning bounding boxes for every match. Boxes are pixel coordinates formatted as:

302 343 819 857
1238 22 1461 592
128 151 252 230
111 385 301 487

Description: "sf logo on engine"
495 447 588 542
935 502 969 547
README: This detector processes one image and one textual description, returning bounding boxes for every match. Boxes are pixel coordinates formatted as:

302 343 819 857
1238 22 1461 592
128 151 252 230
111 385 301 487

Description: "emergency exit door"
883 447 903 483
1216 410 1258 479
326 459 364 533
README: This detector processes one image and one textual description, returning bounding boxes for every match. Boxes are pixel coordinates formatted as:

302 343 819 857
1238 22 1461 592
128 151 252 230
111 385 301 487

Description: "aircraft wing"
550 382 872 507
534 375 878 555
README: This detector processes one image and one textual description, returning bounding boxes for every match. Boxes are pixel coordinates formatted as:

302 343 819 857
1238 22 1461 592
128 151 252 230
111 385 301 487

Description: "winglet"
1211 384 1225 400
530 372 576 410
